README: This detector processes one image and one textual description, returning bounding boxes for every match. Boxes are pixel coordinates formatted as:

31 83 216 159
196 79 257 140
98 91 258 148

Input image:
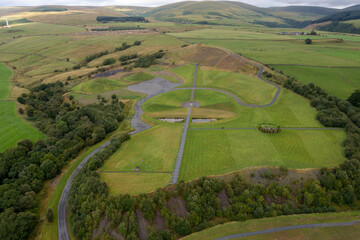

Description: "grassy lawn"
180 129 346 181
182 212 360 240
72 78 125 94
102 125 182 172
190 89 322 128
0 63 44 152
170 64 196 86
99 172 172 195
196 68 277 105
123 72 155 82
273 65 360 99
0 63 12 99
143 89 191 119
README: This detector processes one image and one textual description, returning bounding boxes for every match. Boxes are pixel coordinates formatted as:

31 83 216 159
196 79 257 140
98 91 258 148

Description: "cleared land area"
182 212 360 240
0 63 44 152
180 129 345 181
272 65 360 99
196 69 277 105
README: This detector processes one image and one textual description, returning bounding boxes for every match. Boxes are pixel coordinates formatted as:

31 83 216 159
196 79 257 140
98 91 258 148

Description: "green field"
170 64 196 86
143 89 190 119
123 72 155 82
72 78 125 94
0 63 11 99
100 172 172 195
180 129 345 181
0 63 44 152
190 89 323 128
183 212 360 240
102 125 182 172
272 65 360 99
196 69 277 105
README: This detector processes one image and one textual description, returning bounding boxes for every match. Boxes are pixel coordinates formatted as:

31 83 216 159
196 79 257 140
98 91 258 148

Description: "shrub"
305 38 312 44
102 58 116 66
46 208 53 222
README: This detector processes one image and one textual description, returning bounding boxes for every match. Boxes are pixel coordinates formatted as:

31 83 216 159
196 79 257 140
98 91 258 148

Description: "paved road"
215 220 360 240
58 141 111 240
171 64 199 184
189 127 343 131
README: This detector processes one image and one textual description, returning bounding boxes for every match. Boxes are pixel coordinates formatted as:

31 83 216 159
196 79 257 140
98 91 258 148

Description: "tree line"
0 82 126 239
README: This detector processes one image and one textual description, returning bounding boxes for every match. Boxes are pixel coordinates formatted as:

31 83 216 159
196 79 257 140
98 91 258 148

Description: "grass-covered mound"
72 78 125 94
123 72 155 82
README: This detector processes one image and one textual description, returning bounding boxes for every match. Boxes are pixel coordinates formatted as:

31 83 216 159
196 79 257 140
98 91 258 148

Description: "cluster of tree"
96 16 148 23
318 22 360 34
119 54 138 62
0 82 126 239
115 42 131 52
348 90 360 107
134 50 165 68
305 38 312 44
103 58 116 66
85 50 109 63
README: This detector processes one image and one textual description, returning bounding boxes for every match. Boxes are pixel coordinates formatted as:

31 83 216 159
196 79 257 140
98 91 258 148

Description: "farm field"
196 68 277 105
0 63 44 152
183 212 360 240
272 65 360 99
180 129 346 181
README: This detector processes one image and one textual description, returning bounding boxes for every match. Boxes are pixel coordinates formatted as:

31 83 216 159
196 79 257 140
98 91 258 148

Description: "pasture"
183 212 360 240
180 129 345 181
272 65 360 99
170 64 196 86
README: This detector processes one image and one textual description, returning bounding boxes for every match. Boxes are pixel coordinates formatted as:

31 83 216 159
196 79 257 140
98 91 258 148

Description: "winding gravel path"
214 220 360 240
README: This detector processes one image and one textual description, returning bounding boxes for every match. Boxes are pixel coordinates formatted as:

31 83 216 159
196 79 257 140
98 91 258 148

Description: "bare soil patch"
217 189 230 210
167 197 189 218
136 209 150 240
154 211 166 231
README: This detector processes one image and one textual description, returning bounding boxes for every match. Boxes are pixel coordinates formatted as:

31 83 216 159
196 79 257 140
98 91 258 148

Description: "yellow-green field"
183 212 360 240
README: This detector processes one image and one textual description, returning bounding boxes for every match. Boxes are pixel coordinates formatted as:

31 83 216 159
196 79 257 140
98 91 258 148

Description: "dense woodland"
318 22 360 34
66 68 360 240
0 82 126 239
96 16 148 23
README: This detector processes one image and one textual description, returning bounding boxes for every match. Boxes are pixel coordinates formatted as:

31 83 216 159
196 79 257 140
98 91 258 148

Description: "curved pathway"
215 220 360 240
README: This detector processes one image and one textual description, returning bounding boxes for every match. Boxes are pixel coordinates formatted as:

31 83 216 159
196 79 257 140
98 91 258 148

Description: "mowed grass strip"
123 72 155 82
143 89 191 118
72 78 125 94
102 125 182 172
273 65 360 99
180 129 346 181
170 64 196 87
0 63 12 99
196 69 277 105
0 102 45 152
182 212 360 240
190 89 323 128
100 172 172 195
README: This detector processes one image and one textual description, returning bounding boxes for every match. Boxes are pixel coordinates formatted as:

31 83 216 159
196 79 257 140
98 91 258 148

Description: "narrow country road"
214 220 360 240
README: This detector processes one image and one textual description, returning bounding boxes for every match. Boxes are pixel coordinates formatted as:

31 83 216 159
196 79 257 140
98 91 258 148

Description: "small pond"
192 118 218 123
159 118 184 123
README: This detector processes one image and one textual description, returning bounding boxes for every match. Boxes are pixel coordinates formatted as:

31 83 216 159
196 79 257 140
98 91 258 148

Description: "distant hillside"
268 6 340 16
144 1 284 25
314 10 360 23
344 4 360 11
